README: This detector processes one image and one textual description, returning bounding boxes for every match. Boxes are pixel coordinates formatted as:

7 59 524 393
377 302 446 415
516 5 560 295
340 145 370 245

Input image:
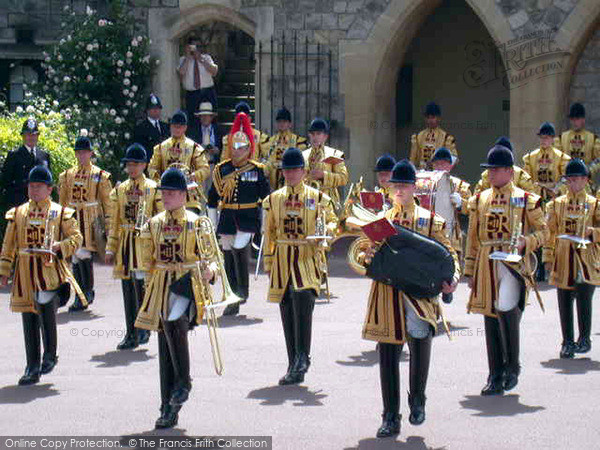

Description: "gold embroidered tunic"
302 145 349 208
464 182 548 317
362 202 460 345
522 146 571 202
135 207 213 331
58 162 112 251
148 136 210 210
475 166 540 195
554 129 600 165
410 127 457 170
0 199 82 313
261 182 337 303
544 191 600 289
265 130 308 189
106 174 163 279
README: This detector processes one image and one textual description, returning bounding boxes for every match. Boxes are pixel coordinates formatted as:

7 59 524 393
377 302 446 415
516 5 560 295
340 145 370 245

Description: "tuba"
195 215 242 375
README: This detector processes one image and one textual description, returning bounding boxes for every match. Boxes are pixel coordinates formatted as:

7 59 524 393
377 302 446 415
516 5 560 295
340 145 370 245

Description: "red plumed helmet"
228 112 255 158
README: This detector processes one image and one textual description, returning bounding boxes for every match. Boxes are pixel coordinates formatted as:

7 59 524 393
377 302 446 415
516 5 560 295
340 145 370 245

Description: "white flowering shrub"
34 0 156 178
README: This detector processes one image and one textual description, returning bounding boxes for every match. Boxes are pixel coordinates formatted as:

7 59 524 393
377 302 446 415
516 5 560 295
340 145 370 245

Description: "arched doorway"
395 0 509 183
179 22 256 138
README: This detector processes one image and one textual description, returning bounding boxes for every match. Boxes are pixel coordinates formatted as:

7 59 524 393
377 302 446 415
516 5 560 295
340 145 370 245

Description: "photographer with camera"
178 39 218 128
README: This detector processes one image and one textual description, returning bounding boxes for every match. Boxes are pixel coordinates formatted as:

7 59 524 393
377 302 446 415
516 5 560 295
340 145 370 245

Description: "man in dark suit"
133 94 170 162
0 118 51 210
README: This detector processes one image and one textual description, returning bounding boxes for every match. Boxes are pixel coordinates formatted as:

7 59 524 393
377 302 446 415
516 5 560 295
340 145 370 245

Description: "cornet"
134 187 150 232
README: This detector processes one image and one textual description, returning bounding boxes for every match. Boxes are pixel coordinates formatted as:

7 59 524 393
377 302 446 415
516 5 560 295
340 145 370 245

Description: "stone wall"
569 21 600 134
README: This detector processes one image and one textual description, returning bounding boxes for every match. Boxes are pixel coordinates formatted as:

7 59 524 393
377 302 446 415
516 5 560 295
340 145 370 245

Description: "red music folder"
322 155 344 165
360 191 385 210
362 218 397 243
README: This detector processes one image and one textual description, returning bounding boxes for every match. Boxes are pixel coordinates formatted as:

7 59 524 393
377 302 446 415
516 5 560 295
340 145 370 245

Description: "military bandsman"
554 103 600 166
410 102 457 170
0 166 83 385
58 136 112 311
265 107 308 190
148 110 210 213
303 118 349 210
464 146 548 396
134 167 218 429
543 159 600 358
261 147 337 386
106 144 163 350
373 154 396 209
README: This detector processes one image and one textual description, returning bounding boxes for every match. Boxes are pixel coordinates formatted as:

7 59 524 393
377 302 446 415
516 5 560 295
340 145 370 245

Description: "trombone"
194 215 242 375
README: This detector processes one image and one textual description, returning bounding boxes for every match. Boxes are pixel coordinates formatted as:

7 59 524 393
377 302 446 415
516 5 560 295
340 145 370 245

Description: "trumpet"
194 215 242 375
577 202 590 249
307 201 333 302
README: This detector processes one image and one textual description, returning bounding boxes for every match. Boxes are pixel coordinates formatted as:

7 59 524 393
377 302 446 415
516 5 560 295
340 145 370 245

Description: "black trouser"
379 343 401 417
557 283 595 344
73 258 94 303
279 286 316 374
22 300 57 372
158 316 191 408
121 279 138 341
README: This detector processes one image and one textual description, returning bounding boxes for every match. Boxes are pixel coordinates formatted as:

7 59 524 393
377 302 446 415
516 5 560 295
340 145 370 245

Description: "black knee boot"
69 261 87 312
278 291 297 385
408 334 432 425
164 317 192 407
290 289 316 383
133 278 150 345
82 258 95 304
575 283 594 353
117 279 139 350
481 316 505 396
497 307 521 391
39 299 58 374
19 313 41 385
155 330 179 429
233 244 250 303
222 250 239 316
557 289 576 358
376 343 401 438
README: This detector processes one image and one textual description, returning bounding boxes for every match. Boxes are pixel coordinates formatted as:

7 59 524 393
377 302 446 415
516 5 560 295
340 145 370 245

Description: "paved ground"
0 240 599 449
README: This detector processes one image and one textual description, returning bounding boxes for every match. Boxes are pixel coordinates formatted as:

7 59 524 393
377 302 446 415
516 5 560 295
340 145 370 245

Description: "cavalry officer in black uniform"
207 112 271 315
0 118 51 210
133 94 170 163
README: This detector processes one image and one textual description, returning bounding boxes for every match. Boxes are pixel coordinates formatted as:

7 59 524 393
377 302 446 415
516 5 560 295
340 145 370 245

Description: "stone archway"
340 0 512 184
147 2 263 116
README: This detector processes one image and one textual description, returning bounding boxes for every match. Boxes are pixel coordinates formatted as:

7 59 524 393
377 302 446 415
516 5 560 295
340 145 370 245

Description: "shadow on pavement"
459 394 545 417
540 357 600 375
120 429 188 448
346 436 448 449
0 383 60 404
90 348 154 368
434 321 470 339
247 384 327 406
56 310 104 324
336 348 409 367
213 315 264 328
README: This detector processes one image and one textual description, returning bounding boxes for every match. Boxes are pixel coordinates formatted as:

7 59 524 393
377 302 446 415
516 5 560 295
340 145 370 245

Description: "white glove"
450 192 462 209
207 207 218 228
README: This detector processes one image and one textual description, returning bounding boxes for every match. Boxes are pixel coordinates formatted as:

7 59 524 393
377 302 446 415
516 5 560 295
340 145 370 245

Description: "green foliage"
33 0 157 180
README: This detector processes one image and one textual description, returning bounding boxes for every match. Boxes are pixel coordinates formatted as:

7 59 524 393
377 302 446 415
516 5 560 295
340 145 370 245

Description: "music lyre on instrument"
195 216 242 375
558 200 591 248
489 197 523 263
306 201 332 302
415 170 454 239
134 187 150 233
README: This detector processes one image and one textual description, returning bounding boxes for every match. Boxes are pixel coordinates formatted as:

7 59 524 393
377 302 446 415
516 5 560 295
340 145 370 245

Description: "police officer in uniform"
262 147 337 385
0 166 83 385
0 118 51 210
358 160 459 438
555 103 600 166
265 107 308 190
135 167 218 429
544 159 600 358
220 102 270 162
475 137 539 195
58 136 112 311
464 146 548 396
106 144 163 350
410 102 457 170
207 113 271 315
133 94 170 163
148 110 210 213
